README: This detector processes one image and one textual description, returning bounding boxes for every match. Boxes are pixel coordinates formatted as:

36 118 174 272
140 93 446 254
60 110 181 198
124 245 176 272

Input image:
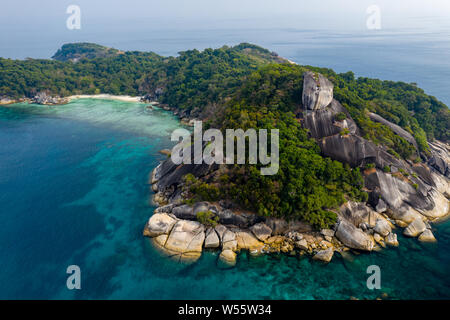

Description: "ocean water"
0 98 449 300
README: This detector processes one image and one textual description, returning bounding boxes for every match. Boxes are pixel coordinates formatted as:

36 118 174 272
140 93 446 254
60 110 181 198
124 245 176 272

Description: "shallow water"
0 99 449 299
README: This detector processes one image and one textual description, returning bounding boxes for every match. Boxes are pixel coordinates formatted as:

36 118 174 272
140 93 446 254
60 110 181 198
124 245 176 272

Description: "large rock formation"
302 71 333 110
301 70 449 239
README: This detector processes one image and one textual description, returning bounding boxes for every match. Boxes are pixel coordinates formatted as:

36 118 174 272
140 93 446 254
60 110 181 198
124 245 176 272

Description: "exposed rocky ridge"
368 112 418 151
144 70 450 267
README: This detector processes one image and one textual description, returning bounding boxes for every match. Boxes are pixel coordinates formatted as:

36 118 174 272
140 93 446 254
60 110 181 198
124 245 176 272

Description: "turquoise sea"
0 98 449 299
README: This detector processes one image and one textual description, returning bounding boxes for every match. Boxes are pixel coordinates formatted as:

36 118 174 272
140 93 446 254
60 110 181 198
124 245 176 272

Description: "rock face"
303 99 359 139
403 218 427 237
340 201 381 228
335 220 374 251
428 141 450 178
217 210 249 228
222 229 238 251
302 71 333 111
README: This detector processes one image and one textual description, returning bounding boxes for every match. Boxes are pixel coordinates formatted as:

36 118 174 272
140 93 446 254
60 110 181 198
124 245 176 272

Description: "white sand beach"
67 94 142 102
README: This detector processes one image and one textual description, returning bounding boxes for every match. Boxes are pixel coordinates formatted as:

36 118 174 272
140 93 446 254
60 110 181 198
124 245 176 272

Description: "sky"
1 0 450 59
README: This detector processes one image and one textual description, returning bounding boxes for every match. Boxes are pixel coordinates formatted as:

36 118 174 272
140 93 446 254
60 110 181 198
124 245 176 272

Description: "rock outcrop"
302 71 333 111
32 92 68 105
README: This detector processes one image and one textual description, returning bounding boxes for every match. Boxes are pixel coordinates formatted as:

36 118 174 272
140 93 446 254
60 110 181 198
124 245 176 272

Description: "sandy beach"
67 94 142 102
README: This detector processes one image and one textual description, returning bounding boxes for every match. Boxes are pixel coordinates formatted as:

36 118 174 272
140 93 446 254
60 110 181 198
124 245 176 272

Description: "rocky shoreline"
143 71 450 267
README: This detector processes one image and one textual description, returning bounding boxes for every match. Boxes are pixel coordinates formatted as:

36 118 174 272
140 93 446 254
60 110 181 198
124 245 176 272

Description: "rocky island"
144 69 449 266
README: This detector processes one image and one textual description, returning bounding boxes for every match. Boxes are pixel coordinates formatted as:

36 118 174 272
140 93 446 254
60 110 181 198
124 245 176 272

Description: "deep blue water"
0 99 449 299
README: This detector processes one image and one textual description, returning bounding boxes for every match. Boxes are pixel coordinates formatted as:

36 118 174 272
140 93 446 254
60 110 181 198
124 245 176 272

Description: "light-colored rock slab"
236 230 264 251
144 213 177 237
204 228 220 248
164 220 205 255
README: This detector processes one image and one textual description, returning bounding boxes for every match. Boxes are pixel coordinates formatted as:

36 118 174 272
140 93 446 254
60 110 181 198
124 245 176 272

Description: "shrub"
335 112 347 121
196 211 219 227
365 163 375 170
340 128 350 136
383 165 391 173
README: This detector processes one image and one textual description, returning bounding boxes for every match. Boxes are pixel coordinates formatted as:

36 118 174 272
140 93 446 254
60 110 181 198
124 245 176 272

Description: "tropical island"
1 42 449 267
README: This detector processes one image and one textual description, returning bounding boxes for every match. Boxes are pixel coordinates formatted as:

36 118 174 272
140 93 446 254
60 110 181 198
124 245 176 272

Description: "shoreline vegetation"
1 42 449 268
